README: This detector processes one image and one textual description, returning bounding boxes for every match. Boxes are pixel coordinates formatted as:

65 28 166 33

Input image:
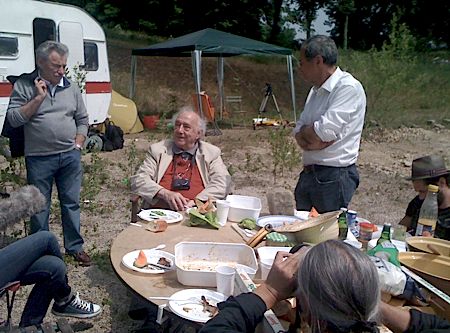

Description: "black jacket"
199 293 450 333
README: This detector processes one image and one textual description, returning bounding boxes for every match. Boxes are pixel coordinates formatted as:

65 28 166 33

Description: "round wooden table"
110 217 249 330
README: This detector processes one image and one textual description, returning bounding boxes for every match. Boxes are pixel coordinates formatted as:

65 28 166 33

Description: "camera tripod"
257 83 283 119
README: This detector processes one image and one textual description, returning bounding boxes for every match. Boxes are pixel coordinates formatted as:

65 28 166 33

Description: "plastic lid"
427 184 439 192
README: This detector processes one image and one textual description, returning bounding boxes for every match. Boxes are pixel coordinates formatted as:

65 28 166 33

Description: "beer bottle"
338 210 348 240
377 223 392 245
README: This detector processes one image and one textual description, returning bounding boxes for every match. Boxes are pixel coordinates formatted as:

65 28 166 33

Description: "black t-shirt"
405 196 450 240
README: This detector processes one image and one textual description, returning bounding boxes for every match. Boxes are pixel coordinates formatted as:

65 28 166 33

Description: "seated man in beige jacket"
131 107 231 211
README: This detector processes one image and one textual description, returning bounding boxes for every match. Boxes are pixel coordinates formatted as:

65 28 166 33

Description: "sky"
293 9 331 41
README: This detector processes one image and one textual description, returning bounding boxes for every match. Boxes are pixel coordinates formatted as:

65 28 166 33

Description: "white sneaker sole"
51 308 102 319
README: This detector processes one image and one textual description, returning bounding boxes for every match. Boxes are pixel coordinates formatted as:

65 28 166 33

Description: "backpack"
102 121 124 151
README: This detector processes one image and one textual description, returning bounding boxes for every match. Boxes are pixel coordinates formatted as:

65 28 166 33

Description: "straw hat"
274 210 340 244
407 155 449 180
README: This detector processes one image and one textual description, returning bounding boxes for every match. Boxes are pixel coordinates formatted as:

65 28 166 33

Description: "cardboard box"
234 270 288 333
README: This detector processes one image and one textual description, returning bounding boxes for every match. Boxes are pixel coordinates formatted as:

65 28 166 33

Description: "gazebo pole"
192 50 204 118
217 57 224 120
129 55 137 99
287 55 297 122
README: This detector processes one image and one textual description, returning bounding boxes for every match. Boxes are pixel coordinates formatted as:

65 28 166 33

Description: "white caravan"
0 0 111 131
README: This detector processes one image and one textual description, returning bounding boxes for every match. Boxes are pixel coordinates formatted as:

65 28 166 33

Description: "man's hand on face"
34 78 47 100
157 188 189 211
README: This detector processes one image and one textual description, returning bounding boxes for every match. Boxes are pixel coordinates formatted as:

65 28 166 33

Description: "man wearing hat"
400 155 450 240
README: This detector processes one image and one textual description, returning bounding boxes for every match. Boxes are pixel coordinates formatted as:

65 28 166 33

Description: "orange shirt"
154 160 204 208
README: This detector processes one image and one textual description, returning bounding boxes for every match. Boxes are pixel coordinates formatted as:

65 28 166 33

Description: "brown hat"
407 155 450 180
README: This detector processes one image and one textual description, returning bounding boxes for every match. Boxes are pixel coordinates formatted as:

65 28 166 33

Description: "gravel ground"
3 126 449 332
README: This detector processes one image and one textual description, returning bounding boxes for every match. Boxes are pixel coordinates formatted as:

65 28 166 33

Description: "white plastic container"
257 246 291 280
226 195 262 222
175 242 258 287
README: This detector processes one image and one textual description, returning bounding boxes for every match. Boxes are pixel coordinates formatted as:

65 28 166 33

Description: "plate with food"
138 209 183 223
256 215 301 228
122 249 175 274
168 289 225 323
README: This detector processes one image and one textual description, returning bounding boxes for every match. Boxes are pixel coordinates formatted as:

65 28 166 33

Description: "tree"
289 0 325 40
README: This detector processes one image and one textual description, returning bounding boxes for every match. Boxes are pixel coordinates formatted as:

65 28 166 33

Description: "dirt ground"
5 125 450 332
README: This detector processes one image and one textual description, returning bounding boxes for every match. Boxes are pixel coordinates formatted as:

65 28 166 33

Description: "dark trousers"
294 164 359 213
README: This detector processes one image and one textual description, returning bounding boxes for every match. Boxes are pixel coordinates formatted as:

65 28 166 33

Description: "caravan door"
58 21 86 104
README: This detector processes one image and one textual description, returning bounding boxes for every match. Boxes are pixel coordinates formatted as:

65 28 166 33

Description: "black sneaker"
52 292 102 319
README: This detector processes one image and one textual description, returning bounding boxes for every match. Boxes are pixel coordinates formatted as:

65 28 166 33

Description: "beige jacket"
130 139 231 204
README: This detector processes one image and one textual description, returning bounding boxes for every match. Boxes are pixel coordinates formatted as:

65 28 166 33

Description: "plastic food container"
256 246 291 280
175 242 258 287
226 195 262 222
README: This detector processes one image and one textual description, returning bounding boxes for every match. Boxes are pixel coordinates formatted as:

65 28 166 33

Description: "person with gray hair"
131 107 231 211
200 240 449 333
293 35 366 214
6 40 91 266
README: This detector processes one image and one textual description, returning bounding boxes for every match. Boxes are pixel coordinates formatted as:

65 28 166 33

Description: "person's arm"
7 78 46 127
196 144 231 201
399 215 412 230
199 293 267 333
73 86 89 147
380 302 411 333
201 249 309 333
295 125 334 151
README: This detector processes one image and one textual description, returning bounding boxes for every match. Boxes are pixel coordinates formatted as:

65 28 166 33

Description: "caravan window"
83 42 98 71
0 36 18 57
33 18 56 51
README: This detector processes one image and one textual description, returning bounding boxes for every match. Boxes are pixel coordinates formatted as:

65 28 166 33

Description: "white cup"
215 265 235 297
216 200 230 226
259 258 273 280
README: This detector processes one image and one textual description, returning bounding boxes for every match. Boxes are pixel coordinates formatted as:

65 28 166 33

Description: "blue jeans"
0 231 71 327
26 149 84 254
294 164 359 213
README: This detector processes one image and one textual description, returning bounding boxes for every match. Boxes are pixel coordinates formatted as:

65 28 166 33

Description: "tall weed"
267 127 300 183
340 15 450 127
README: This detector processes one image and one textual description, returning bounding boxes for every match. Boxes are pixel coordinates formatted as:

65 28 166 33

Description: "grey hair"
302 35 338 66
297 240 380 333
35 41 69 62
171 106 206 136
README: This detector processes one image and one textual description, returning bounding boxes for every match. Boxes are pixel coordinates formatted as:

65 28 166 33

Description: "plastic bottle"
415 184 439 237
377 223 392 245
338 210 348 240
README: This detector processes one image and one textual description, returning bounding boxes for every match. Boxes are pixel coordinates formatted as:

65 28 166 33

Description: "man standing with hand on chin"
6 41 91 266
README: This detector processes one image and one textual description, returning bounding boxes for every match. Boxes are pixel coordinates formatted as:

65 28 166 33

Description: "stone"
266 189 295 215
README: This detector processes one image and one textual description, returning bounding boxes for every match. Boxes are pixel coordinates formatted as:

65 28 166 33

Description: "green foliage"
65 63 87 93
0 157 26 189
81 151 108 211
267 127 300 183
339 17 450 127
121 140 145 187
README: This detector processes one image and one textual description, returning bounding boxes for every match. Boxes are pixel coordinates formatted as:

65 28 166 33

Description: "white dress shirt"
294 67 366 167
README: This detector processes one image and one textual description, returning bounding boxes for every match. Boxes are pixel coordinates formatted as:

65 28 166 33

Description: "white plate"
138 209 183 223
256 215 300 228
294 210 310 220
122 249 175 274
168 289 225 323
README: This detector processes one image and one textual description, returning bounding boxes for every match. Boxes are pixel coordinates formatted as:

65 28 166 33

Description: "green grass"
107 30 450 129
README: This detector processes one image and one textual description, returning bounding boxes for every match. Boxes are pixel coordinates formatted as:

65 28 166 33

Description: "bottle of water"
415 184 439 237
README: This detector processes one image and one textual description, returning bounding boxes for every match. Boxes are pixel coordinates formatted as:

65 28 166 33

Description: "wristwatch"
75 143 82 150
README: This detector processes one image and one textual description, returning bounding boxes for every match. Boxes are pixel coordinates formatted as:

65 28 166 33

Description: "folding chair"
0 281 20 329
192 92 221 136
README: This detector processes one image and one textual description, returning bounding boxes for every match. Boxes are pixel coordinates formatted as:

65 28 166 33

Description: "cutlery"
146 262 172 270
148 296 199 302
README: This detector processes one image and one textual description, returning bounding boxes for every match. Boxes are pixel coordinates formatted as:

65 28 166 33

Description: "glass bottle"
377 223 392 245
338 210 348 240
415 184 439 237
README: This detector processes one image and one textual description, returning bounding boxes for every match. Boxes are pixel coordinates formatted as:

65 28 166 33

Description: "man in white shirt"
293 35 366 213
